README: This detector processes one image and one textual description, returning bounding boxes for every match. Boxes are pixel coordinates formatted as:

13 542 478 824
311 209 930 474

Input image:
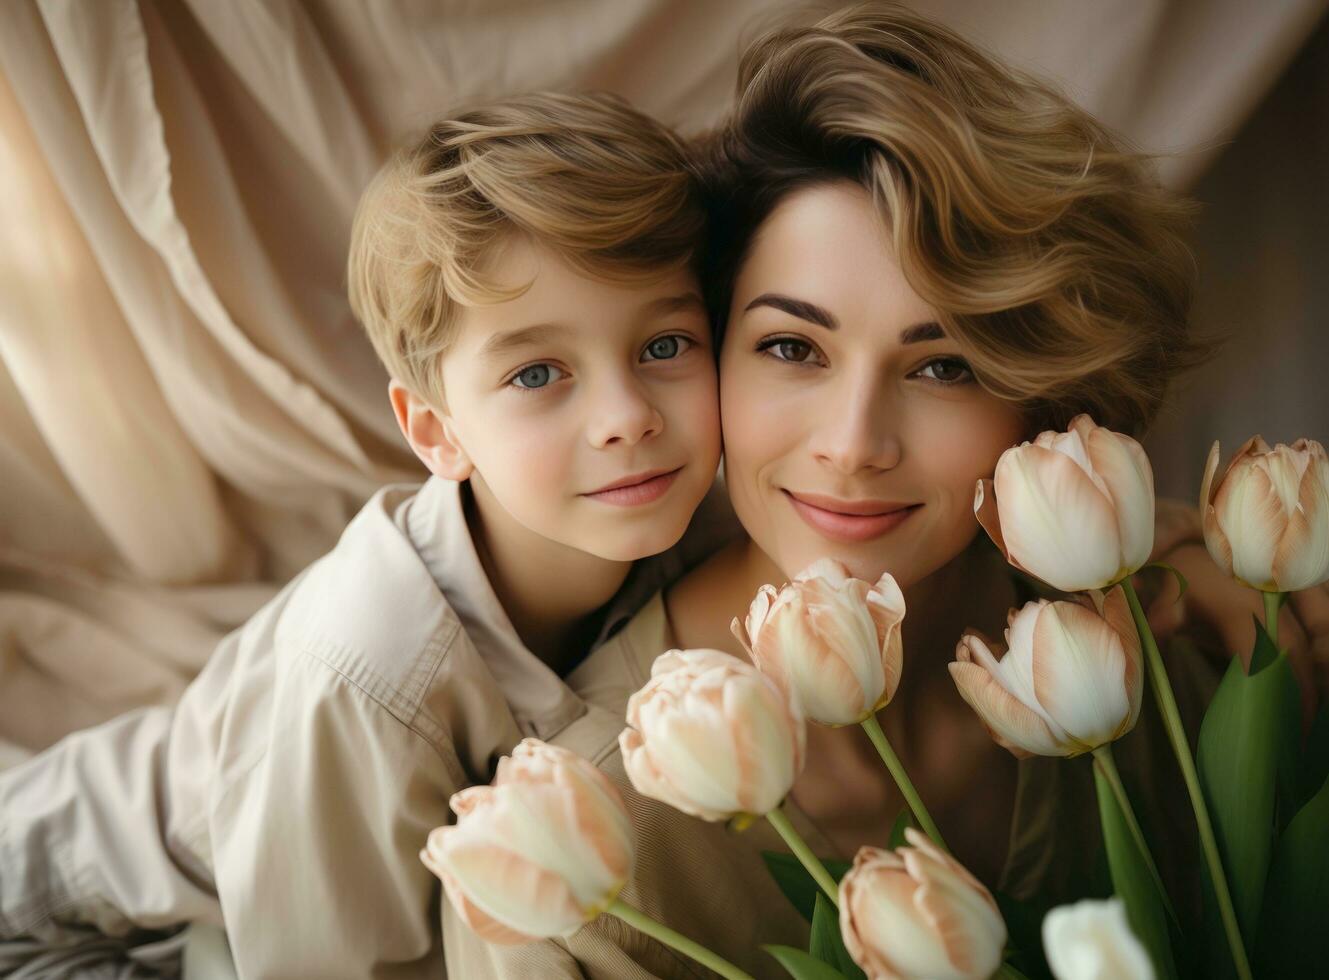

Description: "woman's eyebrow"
743 293 945 343
743 293 837 329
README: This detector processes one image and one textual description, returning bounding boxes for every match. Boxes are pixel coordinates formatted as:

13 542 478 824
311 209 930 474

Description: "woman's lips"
783 490 921 543
582 468 682 506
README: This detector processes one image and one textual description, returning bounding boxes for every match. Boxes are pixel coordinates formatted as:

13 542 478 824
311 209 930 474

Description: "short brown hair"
349 92 705 405
696 2 1213 437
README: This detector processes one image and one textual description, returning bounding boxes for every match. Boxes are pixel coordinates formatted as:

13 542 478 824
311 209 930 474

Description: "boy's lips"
582 467 683 506
782 489 922 542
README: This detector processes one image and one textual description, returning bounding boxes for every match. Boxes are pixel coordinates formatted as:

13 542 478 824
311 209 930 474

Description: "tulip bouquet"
422 417 1328 980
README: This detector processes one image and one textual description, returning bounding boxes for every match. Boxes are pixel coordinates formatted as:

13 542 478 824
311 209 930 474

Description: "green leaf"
1256 771 1329 975
762 851 853 923
763 944 850 980
1196 617 1298 942
887 806 914 848
1094 762 1179 980
1297 702 1329 810
809 893 865 980
1142 560 1189 601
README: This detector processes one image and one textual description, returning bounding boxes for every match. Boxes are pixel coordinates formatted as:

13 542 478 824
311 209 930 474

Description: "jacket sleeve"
210 647 462 979
0 705 220 944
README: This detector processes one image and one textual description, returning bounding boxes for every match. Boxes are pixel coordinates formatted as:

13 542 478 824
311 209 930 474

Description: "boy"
0 91 724 978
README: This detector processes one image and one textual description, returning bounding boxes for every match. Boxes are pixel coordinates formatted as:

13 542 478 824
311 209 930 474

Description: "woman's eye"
917 357 974 385
641 335 692 361
758 337 820 365
509 363 565 390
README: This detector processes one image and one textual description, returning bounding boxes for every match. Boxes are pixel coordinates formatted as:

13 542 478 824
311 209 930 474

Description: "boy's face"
413 236 720 563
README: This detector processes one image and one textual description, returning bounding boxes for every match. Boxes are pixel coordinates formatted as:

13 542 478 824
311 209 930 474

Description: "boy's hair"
349 92 705 406
696 2 1214 438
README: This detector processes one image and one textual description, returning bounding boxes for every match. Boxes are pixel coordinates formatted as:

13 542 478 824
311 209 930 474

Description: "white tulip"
733 558 906 726
420 739 634 943
976 414 1155 593
1043 897 1155 980
949 587 1143 758
619 648 805 822
1200 436 1329 592
839 828 1006 980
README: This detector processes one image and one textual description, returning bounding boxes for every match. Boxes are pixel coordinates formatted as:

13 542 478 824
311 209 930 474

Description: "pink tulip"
1200 436 1329 592
420 739 634 943
976 414 1155 592
619 648 805 822
949 587 1142 758
839 828 1006 980
732 558 906 726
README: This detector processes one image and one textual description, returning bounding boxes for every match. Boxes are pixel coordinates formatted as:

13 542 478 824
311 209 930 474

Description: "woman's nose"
809 373 902 474
585 374 663 449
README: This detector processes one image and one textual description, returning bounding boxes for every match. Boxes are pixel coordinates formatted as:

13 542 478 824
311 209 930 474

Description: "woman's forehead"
731 182 937 327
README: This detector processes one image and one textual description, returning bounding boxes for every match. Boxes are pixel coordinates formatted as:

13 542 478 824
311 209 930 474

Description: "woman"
443 6 1325 977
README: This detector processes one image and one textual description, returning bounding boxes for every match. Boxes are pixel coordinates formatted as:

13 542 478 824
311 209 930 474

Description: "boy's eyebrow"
743 292 945 343
478 323 566 359
479 293 706 359
640 292 707 318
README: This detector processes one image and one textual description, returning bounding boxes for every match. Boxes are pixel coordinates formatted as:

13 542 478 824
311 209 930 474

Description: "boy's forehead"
454 237 705 353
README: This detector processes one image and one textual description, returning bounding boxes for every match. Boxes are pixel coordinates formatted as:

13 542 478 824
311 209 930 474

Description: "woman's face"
719 181 1028 587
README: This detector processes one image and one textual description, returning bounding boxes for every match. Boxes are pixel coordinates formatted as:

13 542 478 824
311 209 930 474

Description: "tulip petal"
1043 898 1156 980
949 659 1063 758
1200 441 1235 573
1272 442 1329 591
1085 425 1155 573
1100 586 1144 728
857 864 954 978
441 836 587 938
905 839 1005 978
1031 603 1132 751
1215 458 1282 590
974 477 1011 561
996 445 1122 591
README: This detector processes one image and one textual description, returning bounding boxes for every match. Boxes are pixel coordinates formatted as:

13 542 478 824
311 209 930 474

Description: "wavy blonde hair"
696 2 1213 437
349 92 705 405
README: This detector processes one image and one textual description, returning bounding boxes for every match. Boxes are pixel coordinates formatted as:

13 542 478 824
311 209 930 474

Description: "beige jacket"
0 476 737 979
443 577 1223 979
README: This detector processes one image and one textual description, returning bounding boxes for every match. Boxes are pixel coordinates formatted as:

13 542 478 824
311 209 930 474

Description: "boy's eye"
509 363 565 390
641 335 693 361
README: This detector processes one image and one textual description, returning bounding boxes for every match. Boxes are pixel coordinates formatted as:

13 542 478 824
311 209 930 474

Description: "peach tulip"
976 414 1155 592
732 558 906 726
619 648 805 822
1042 897 1154 980
839 828 1006 980
949 587 1142 758
420 739 634 943
1200 436 1329 593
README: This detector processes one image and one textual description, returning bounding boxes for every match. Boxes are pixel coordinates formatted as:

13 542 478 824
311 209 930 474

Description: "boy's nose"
585 379 663 449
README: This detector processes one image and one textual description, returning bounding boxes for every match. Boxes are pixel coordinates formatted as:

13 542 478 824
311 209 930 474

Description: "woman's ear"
388 380 474 481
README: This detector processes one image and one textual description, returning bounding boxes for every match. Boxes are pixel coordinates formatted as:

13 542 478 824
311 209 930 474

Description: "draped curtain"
1 0 1325 765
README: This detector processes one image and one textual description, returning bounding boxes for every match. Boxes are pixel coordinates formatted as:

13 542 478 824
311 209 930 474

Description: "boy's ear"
388 380 474 481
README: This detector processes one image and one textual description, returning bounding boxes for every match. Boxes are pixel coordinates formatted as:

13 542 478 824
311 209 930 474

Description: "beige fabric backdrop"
0 0 1325 766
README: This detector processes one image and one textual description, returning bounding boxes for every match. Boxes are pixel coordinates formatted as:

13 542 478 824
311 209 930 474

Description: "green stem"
607 899 755 980
860 713 948 851
1090 744 1180 930
765 806 840 908
994 964 1033 980
1120 577 1252 980
1263 591 1281 650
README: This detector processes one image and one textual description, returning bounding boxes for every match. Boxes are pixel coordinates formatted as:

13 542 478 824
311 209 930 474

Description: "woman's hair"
696 2 1213 437
349 91 705 406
